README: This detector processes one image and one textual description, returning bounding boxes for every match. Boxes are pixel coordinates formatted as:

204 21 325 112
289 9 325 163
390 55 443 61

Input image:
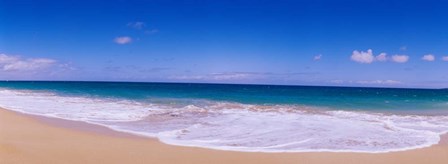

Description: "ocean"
0 81 447 153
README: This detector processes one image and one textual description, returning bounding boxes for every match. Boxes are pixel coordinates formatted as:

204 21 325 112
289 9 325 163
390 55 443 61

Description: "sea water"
0 81 447 153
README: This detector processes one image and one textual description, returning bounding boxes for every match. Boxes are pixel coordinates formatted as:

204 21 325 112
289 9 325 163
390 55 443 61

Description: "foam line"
1 88 448 153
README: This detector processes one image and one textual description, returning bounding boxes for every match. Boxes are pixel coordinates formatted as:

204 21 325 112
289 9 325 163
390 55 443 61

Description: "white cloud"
209 73 251 80
422 54 435 61
356 80 402 85
314 54 322 61
127 22 145 29
391 55 409 63
351 49 389 63
442 56 448 61
171 72 253 81
330 79 402 85
0 54 57 71
169 72 317 82
375 53 388 62
0 54 17 64
114 36 132 44
351 49 374 64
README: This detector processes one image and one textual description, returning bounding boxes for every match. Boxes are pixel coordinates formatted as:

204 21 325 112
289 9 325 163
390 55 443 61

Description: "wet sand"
1 108 447 164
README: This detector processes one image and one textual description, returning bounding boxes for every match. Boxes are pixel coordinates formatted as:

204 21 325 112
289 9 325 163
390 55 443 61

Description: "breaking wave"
1 88 447 153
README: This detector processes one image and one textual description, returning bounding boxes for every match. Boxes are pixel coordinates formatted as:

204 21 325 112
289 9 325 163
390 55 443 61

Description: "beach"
1 108 447 164
2 0 448 163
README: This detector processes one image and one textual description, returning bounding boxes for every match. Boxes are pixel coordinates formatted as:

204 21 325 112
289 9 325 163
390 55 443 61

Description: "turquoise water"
0 81 447 113
1 81 448 153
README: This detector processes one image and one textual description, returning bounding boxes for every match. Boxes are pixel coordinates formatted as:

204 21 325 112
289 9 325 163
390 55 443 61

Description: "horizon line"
0 80 445 90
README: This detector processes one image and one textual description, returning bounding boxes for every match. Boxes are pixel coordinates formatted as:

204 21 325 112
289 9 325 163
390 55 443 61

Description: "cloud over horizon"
355 80 402 85
0 54 57 72
0 53 78 81
170 72 261 81
330 79 402 85
169 71 319 82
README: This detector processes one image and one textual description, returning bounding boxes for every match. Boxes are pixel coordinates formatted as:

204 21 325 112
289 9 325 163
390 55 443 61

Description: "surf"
1 87 447 153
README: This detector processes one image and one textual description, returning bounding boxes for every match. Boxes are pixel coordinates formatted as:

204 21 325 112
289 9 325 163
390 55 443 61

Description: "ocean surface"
1 81 448 153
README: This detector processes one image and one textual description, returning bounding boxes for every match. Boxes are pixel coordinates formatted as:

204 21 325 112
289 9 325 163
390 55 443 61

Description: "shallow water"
0 81 447 153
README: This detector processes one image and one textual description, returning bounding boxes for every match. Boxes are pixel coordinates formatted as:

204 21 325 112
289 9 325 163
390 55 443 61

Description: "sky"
1 0 448 88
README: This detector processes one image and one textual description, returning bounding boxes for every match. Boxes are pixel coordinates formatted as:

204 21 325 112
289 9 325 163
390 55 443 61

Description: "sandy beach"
1 108 447 164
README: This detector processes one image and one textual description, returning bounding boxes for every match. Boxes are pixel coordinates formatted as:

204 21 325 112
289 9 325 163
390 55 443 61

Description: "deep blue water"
0 81 447 113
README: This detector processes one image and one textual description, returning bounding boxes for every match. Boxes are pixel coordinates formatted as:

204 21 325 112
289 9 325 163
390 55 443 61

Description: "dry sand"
1 108 447 164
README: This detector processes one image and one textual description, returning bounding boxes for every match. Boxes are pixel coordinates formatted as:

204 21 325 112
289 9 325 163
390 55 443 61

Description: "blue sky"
1 0 447 88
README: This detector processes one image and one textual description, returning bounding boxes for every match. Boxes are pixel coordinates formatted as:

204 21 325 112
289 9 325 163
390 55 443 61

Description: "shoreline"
1 107 448 164
6 106 448 154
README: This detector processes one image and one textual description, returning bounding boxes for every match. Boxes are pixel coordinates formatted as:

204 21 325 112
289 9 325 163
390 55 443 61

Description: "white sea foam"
1 88 448 153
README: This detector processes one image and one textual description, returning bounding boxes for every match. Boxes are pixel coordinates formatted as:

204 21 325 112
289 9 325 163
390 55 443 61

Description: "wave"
0 88 447 153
